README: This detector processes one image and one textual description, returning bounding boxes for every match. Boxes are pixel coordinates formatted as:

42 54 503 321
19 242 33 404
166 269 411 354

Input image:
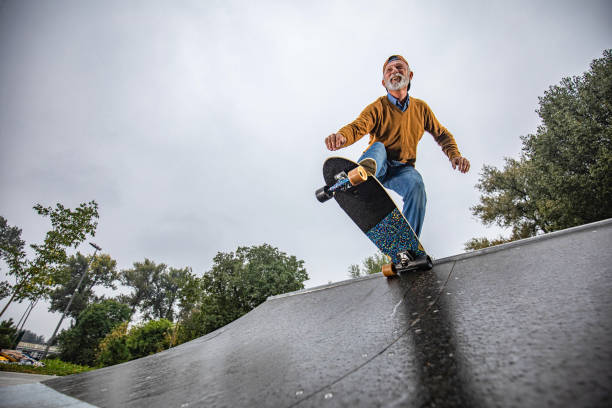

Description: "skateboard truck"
315 166 368 203
382 250 433 277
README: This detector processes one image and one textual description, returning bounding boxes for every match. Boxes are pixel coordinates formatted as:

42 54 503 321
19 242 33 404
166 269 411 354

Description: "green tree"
95 319 178 367
468 50 612 250
178 244 308 343
57 299 130 366
95 321 130 367
348 252 388 278
120 260 194 321
120 259 164 316
0 319 18 349
348 264 361 279
0 217 26 300
144 267 194 322
48 253 119 321
20 329 45 344
176 271 202 321
0 201 99 317
463 236 515 252
126 319 175 359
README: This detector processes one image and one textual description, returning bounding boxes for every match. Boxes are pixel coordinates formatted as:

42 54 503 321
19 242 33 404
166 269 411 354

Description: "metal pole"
12 299 38 345
42 242 101 359
14 302 30 329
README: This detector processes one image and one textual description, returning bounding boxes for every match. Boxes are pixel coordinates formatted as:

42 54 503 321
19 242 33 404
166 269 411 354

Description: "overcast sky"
1 0 610 338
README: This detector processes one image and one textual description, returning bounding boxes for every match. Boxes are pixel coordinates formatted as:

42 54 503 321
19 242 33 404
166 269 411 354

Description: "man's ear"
381 78 387 89
409 71 414 81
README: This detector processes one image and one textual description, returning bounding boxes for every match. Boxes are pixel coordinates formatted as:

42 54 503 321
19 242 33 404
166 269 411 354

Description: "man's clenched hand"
325 133 347 151
451 156 470 173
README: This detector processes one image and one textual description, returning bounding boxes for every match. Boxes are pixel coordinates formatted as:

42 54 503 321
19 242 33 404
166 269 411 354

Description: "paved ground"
0 371 57 387
2 219 611 408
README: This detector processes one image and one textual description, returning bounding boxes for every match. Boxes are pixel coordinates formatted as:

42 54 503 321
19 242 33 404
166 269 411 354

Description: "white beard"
385 73 410 91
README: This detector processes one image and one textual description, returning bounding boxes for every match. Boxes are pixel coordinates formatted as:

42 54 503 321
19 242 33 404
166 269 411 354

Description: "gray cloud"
1 0 611 337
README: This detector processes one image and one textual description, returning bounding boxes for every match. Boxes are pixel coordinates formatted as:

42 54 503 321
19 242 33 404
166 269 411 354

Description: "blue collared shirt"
387 93 409 112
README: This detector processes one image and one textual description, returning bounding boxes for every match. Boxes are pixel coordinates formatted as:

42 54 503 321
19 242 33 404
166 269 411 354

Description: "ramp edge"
434 217 612 265
271 218 612 301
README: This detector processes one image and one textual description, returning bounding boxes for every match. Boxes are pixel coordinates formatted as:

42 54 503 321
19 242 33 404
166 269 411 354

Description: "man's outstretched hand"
451 156 470 173
325 133 347 151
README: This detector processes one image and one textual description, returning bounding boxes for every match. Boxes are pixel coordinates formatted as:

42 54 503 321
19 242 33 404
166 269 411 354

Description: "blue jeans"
358 142 427 237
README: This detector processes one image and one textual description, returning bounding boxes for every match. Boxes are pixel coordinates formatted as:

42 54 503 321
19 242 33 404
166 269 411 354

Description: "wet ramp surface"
5 220 611 407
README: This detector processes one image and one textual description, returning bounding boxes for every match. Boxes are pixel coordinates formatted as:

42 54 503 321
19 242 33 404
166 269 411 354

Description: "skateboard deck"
316 157 432 276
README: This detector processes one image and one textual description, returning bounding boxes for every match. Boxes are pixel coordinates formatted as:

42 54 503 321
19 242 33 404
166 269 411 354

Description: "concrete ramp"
3 219 611 407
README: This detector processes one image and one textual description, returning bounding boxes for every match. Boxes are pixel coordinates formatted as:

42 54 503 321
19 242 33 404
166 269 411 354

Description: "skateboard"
315 157 433 277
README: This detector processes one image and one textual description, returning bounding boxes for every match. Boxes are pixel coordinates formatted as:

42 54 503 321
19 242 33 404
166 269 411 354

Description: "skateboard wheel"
348 166 368 186
382 263 396 277
315 186 333 203
424 255 433 270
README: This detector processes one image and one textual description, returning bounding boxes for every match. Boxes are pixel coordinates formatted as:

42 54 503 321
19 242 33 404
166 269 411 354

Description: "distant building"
16 342 59 359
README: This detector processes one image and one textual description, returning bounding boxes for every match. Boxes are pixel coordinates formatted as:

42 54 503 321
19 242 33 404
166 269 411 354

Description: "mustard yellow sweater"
338 96 461 165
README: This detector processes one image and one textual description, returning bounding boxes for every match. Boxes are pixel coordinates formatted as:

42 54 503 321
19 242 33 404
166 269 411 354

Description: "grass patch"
0 358 94 376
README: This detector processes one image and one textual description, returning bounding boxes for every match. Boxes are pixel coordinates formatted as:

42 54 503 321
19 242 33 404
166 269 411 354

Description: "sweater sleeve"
423 102 461 160
337 102 378 148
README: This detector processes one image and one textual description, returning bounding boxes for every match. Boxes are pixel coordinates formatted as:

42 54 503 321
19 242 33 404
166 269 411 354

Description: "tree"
468 50 612 250
95 319 178 367
48 253 119 321
95 321 130 367
0 201 99 317
348 264 361 279
144 267 193 322
120 260 194 321
178 244 308 343
20 329 45 344
348 252 388 278
0 319 18 349
57 299 130 366
0 217 26 300
176 271 202 321
126 319 176 359
120 259 163 316
463 236 516 252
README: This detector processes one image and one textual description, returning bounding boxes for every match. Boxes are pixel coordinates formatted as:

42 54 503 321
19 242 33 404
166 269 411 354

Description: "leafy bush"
57 299 131 366
0 358 93 376
127 319 175 359
95 319 177 367
95 321 130 367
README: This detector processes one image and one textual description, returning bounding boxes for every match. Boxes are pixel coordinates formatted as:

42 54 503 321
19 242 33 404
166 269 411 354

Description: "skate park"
2 219 611 407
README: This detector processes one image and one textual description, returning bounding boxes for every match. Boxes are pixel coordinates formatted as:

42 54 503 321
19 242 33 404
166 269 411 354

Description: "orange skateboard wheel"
382 263 396 277
348 166 368 186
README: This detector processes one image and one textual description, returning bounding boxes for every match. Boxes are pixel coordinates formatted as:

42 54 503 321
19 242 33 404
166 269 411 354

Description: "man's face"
382 60 413 91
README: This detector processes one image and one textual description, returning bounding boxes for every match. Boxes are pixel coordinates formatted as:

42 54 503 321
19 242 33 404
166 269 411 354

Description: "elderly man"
325 55 470 237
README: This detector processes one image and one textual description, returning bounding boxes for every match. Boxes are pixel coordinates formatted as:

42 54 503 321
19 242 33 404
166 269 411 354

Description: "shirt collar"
387 92 409 112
